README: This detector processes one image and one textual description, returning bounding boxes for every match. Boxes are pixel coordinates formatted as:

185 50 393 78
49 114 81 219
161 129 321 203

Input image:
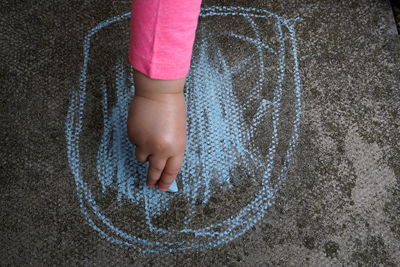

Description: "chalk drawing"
65 6 303 254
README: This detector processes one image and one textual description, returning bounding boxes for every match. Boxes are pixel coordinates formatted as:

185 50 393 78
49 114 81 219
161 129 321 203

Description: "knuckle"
158 179 172 187
155 144 168 153
147 176 159 184
154 139 173 152
149 165 163 173
162 169 179 177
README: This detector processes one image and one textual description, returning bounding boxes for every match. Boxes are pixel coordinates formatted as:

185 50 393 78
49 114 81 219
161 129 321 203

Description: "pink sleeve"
129 0 202 80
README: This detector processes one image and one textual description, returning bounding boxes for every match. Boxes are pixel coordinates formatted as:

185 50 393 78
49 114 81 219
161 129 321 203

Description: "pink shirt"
129 0 202 80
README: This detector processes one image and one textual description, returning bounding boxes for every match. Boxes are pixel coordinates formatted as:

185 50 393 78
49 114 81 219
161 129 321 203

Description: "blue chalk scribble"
65 6 303 254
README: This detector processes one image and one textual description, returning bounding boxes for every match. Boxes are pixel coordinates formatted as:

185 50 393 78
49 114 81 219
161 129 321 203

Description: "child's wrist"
133 69 186 96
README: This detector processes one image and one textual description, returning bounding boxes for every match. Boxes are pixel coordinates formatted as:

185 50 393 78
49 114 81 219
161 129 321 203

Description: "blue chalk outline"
65 6 303 254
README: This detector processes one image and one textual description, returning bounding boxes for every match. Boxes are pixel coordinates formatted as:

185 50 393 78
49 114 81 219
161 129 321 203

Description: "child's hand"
127 70 187 192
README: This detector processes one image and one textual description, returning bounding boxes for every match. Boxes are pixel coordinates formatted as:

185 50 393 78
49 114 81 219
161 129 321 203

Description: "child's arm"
129 0 202 80
127 0 202 192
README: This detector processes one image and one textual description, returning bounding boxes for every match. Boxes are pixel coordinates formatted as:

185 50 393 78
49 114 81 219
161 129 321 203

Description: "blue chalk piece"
166 180 179 193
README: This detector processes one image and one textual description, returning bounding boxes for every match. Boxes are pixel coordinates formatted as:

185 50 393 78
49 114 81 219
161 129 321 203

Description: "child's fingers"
157 155 184 192
147 155 167 188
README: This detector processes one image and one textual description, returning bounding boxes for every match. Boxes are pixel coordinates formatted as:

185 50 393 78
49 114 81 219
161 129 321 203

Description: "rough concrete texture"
1 0 400 265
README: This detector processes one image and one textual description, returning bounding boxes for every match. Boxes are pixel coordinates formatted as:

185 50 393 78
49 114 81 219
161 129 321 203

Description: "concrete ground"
1 0 399 265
